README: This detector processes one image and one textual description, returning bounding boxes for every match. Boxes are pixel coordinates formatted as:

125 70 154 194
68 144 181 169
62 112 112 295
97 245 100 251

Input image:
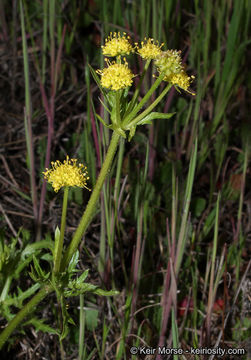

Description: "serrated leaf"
63 282 95 297
33 255 45 278
27 318 59 335
64 281 119 297
137 112 175 126
75 269 89 286
29 268 39 282
30 256 50 283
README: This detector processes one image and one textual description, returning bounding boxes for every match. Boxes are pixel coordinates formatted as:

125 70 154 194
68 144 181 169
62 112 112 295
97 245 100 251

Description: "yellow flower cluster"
43 156 90 192
168 71 195 94
96 59 134 91
137 38 163 60
97 33 195 94
154 50 194 93
102 32 134 57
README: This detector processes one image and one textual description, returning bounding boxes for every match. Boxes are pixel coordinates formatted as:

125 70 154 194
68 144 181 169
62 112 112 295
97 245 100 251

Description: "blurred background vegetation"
0 0 250 359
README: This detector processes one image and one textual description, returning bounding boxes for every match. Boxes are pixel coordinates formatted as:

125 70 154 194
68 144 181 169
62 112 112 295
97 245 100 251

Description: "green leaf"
106 91 116 108
88 63 108 101
33 255 45 278
137 112 175 126
200 207 217 239
75 269 89 286
22 240 54 259
3 284 40 309
92 289 120 296
29 267 39 282
68 250 79 274
64 279 119 297
110 103 117 126
30 255 50 283
96 98 111 115
96 113 110 128
41 253 53 262
26 318 59 335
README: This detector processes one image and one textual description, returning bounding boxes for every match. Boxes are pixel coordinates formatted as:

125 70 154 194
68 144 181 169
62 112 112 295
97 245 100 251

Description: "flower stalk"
122 72 166 127
54 186 69 274
124 83 172 130
60 131 121 270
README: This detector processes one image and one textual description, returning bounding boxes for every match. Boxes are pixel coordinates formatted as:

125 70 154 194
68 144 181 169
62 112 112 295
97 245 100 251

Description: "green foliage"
233 317 251 342
54 251 119 299
0 228 53 324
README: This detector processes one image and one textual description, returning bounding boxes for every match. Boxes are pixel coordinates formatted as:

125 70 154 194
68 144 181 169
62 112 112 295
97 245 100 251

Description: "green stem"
60 131 121 270
78 294 85 360
124 84 172 130
0 285 53 350
54 186 69 273
115 91 121 126
125 59 151 116
122 72 165 126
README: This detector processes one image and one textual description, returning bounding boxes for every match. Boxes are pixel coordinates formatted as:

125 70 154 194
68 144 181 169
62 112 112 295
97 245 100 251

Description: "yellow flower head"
154 50 183 78
154 50 195 94
102 32 134 57
96 59 134 91
137 38 164 60
168 71 195 95
43 156 90 192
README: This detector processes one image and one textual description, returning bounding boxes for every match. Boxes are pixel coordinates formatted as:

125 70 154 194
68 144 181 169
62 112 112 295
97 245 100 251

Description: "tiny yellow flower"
43 156 90 192
168 71 195 94
96 59 134 91
102 32 134 57
154 50 183 78
137 38 163 60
